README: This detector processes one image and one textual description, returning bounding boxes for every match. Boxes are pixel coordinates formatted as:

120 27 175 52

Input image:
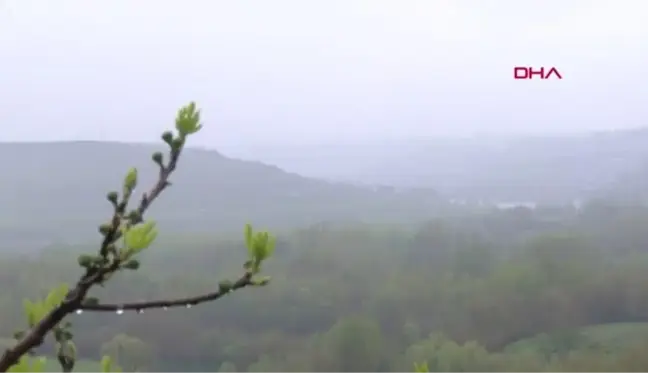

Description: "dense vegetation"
5 198 648 370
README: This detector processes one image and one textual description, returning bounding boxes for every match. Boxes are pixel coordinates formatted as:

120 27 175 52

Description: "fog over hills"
3 126 647 249
0 141 443 247
227 128 648 203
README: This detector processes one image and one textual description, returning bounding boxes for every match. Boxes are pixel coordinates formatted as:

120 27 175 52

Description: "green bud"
161 131 174 145
152 152 164 165
77 254 94 268
83 297 100 306
106 191 119 205
127 210 141 222
122 259 140 270
218 280 233 292
57 340 77 372
98 223 112 236
251 276 271 286
61 330 73 341
171 137 184 150
123 167 138 194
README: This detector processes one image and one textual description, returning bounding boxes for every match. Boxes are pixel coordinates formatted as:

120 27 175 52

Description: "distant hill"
230 128 648 203
0 141 442 248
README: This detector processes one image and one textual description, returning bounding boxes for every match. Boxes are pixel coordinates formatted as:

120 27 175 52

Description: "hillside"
0 141 442 248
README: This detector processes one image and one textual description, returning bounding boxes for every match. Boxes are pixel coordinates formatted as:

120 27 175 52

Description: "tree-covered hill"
5 203 648 371
0 141 442 248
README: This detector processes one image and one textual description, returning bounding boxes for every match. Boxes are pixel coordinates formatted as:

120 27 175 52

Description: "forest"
4 103 648 371
6 201 648 371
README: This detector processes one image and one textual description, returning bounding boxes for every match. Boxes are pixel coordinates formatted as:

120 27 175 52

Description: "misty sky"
1 0 647 152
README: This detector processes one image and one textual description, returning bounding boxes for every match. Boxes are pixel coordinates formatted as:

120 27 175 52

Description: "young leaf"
44 283 69 310
244 224 254 254
175 102 203 136
23 300 36 327
253 232 269 260
123 221 158 255
34 304 46 324
265 234 276 258
30 357 46 372
252 231 275 262
7 356 30 372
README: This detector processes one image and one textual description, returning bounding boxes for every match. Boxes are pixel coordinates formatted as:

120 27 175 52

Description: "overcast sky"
1 0 646 151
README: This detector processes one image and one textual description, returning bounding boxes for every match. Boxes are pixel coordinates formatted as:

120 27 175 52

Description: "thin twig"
80 273 252 312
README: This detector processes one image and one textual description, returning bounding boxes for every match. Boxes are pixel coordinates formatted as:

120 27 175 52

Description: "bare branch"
79 273 253 312
133 144 182 223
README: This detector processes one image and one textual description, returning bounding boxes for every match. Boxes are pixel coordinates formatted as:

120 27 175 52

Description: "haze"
1 0 647 155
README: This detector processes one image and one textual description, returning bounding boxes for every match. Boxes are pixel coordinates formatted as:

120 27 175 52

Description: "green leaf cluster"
243 223 275 276
175 101 202 137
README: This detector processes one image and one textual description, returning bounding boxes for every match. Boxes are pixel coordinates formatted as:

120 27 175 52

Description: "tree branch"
79 273 253 312
0 130 185 371
0 104 272 372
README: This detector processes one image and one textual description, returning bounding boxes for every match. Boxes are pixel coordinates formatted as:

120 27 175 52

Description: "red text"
514 67 562 80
